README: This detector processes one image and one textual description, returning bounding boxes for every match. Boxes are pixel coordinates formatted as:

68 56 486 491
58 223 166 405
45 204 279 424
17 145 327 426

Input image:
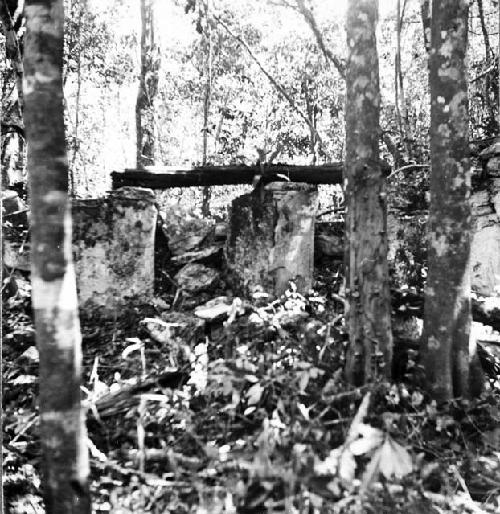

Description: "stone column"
72 187 157 313
227 182 318 297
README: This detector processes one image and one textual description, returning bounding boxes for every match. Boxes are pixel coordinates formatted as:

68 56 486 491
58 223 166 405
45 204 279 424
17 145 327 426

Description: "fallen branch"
112 163 344 189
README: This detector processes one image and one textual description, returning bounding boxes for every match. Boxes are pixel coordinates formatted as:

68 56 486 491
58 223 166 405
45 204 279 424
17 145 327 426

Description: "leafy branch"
212 10 324 148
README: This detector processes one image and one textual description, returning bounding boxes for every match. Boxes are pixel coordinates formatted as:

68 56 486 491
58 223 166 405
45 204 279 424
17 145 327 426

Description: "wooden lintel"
111 164 345 189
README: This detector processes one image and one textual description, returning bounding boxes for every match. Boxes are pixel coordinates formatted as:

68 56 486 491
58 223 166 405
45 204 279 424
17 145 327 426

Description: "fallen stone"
3 239 30 271
171 245 223 267
1 190 27 217
194 296 233 321
160 311 205 339
20 346 39 363
140 318 186 344
214 222 228 241
315 233 343 258
174 263 220 293
160 204 213 255
167 233 207 255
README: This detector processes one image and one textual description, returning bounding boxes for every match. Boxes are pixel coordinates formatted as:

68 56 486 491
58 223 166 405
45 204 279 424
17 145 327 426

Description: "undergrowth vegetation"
3 264 500 513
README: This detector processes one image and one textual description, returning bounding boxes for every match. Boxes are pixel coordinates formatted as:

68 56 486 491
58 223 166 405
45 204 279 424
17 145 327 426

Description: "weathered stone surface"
492 179 500 215
485 156 500 176
2 191 30 271
170 245 223 267
158 311 205 343
174 263 220 293
3 238 30 271
470 225 500 296
72 187 157 312
387 196 500 295
214 222 228 241
140 318 187 344
315 233 343 259
160 203 213 255
227 182 318 297
194 296 233 321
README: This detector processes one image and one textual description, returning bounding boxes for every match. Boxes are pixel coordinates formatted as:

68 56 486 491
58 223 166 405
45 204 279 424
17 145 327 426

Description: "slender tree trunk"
136 0 159 169
423 0 474 401
497 0 500 132
23 1 90 512
201 0 212 217
394 0 403 156
420 0 431 55
303 76 318 164
70 0 85 196
477 0 492 60
344 0 393 384
395 0 412 162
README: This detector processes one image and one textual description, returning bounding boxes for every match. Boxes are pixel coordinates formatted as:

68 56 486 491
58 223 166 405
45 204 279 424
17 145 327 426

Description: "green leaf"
349 424 384 456
246 383 263 405
378 436 413 479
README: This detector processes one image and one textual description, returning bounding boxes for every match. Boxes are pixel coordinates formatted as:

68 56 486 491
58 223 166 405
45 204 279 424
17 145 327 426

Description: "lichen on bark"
423 0 482 400
344 0 393 384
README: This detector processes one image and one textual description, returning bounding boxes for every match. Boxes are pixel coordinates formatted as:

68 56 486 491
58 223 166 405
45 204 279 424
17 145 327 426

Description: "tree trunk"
136 0 158 169
201 0 213 217
423 0 475 401
419 0 432 55
23 1 90 512
395 0 412 162
344 0 393 384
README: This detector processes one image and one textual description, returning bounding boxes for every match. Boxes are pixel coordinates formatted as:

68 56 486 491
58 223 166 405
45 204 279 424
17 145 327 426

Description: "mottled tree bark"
423 0 475 400
23 1 90 512
136 0 159 168
344 0 393 384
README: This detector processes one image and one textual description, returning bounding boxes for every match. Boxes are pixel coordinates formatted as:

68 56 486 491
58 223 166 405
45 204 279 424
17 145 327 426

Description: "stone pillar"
227 182 318 297
72 187 157 312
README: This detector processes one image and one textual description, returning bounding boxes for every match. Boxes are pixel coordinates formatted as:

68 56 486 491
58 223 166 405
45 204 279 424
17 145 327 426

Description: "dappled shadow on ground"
2 268 500 513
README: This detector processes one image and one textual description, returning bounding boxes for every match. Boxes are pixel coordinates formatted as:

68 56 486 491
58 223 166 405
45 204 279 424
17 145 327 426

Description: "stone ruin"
4 146 500 314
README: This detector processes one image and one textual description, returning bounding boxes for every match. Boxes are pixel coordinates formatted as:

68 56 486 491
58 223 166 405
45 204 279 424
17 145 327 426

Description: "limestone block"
227 182 318 297
174 263 220 293
72 187 157 312
470 225 500 296
471 190 493 218
491 178 500 216
486 156 500 176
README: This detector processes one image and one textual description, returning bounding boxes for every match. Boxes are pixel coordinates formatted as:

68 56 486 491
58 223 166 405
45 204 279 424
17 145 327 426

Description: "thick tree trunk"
423 0 474 400
136 0 158 168
23 1 90 512
344 0 393 384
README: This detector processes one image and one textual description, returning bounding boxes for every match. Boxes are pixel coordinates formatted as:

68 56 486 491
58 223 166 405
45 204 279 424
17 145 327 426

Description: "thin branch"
477 0 493 60
293 0 346 79
212 11 324 147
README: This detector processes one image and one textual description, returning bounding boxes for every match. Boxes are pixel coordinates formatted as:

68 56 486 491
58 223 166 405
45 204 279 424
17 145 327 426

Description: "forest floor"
2 259 500 514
